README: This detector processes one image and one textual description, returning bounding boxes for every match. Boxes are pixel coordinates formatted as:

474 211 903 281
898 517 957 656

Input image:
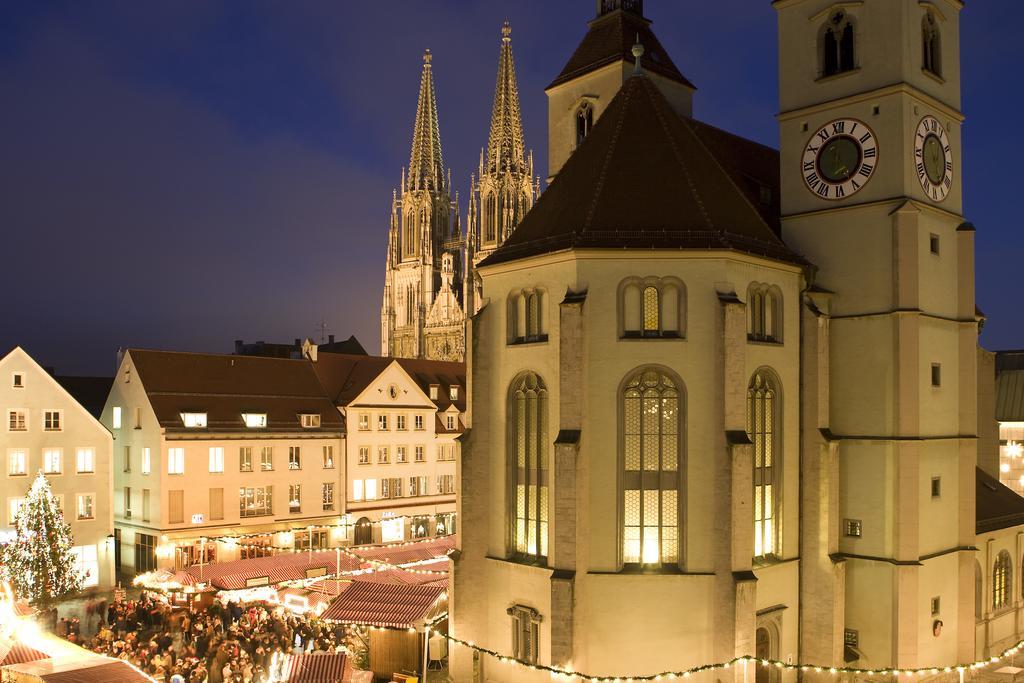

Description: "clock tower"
775 0 976 670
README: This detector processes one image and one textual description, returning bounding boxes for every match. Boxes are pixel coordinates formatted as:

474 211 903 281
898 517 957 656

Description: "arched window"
994 551 1013 611
748 370 780 559
576 102 594 147
822 11 856 78
622 369 682 566
403 211 416 258
509 373 549 561
508 289 548 345
748 284 783 343
975 560 983 620
484 193 497 244
620 278 686 339
923 13 942 76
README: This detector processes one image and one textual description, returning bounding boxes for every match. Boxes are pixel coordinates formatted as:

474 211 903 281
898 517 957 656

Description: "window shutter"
168 490 184 524
210 488 224 521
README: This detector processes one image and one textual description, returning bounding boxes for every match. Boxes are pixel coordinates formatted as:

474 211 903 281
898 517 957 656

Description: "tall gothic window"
922 13 942 76
622 369 681 566
822 12 855 78
748 284 782 343
403 210 416 258
576 102 594 148
509 372 549 561
621 278 685 339
642 287 659 334
484 193 497 244
748 370 780 559
994 551 1012 611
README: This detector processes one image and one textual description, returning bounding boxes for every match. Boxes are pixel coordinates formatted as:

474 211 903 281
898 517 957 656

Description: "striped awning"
355 536 455 565
0 640 49 667
39 660 153 682
187 551 361 590
321 582 446 628
278 653 350 682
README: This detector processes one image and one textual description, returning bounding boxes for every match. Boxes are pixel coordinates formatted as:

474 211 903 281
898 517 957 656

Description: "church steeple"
408 49 446 193
485 21 527 177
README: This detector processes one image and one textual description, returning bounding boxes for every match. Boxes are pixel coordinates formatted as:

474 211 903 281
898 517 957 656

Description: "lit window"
239 447 253 472
509 372 549 561
414 415 424 430
300 413 321 428
378 414 389 431
994 551 1013 611
8 497 26 525
76 448 95 474
71 545 99 588
8 450 27 476
509 606 541 664
12 373 23 388
429 386 439 400
43 448 62 474
409 476 429 497
43 410 62 431
77 494 95 520
112 407 122 430
358 447 370 465
209 447 224 473
642 287 659 334
239 486 273 518
365 479 377 501
353 479 364 501
622 369 680 565
322 483 335 511
8 410 27 432
261 446 273 471
396 446 407 463
288 446 301 470
415 446 425 462
397 414 407 431
243 413 267 428
748 370 780 559
358 414 369 431
142 448 151 475
168 447 185 475
450 386 459 401
288 484 301 513
322 445 335 468
378 447 390 465
181 413 206 428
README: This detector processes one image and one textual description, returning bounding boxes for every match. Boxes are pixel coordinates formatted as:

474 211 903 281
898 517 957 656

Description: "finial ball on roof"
423 49 432 64
502 20 512 41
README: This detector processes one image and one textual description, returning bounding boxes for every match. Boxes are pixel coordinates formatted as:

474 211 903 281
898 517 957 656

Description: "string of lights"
420 611 1024 682
189 514 459 547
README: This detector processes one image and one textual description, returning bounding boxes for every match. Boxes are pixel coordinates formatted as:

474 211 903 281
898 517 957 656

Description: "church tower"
465 22 539 317
775 0 975 669
381 51 466 362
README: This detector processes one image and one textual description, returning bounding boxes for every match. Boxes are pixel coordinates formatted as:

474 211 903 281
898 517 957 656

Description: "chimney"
234 340 244 354
294 338 301 347
328 334 335 345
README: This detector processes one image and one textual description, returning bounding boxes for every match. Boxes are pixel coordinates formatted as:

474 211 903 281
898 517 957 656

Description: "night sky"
2 1 1020 375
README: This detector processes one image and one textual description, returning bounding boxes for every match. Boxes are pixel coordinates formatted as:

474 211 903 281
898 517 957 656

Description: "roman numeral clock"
801 118 878 200
915 115 953 202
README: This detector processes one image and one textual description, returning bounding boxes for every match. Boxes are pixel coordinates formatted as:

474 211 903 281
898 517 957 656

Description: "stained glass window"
643 287 660 334
510 373 549 561
622 369 681 565
748 370 779 558
994 551 1012 611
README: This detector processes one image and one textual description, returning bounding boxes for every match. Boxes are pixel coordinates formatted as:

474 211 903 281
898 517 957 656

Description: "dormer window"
446 414 457 431
12 373 23 388
300 413 321 428
429 385 439 400
922 12 942 77
576 102 594 148
243 413 267 429
181 413 207 428
821 11 855 78
449 386 459 401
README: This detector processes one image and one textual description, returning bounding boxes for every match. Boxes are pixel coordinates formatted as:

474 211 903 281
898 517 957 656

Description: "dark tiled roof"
128 349 342 433
548 10 694 90
234 336 367 359
54 375 113 420
996 351 1024 421
481 75 802 268
312 354 466 412
977 467 1024 534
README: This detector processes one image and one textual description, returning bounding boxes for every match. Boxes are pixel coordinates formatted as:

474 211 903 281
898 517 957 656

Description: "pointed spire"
485 21 526 176
408 49 446 193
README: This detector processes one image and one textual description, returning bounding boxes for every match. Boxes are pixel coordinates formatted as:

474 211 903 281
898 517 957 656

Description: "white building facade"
0 346 115 590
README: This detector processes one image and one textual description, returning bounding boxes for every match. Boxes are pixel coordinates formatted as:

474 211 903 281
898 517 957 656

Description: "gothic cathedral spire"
381 50 465 362
465 22 538 317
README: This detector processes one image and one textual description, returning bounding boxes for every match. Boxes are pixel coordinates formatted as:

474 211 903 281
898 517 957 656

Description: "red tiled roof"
187 551 362 590
310 354 466 412
279 653 350 683
321 582 447 628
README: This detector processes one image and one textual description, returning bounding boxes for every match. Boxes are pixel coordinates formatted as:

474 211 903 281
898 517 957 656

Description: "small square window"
929 234 940 255
300 414 321 428
931 477 941 498
931 596 941 616
844 628 859 648
844 519 862 537
12 373 23 388
449 386 459 401
429 385 439 400
931 364 942 387
872 105 881 116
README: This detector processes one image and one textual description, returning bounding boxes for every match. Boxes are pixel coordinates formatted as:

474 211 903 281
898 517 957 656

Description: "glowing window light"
1002 463 1011 473
1008 442 1023 459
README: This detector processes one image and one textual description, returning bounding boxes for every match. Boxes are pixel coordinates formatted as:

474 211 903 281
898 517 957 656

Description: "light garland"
418 611 1024 682
190 514 459 547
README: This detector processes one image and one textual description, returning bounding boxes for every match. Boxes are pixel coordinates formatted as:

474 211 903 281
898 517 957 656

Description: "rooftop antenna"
314 320 332 344
632 35 645 76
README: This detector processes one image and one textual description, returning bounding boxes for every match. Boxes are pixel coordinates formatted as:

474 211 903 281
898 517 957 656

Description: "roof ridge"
129 348 310 363
642 77 715 231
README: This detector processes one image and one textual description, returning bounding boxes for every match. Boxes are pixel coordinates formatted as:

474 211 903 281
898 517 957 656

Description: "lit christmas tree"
0 472 82 606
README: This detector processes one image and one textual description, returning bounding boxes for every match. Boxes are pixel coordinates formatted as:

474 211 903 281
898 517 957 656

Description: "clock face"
914 116 953 202
802 118 878 200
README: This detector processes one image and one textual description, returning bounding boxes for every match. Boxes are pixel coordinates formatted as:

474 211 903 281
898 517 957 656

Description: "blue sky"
0 1 1019 373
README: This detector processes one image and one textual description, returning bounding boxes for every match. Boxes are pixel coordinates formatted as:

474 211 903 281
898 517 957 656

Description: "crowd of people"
60 592 352 683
